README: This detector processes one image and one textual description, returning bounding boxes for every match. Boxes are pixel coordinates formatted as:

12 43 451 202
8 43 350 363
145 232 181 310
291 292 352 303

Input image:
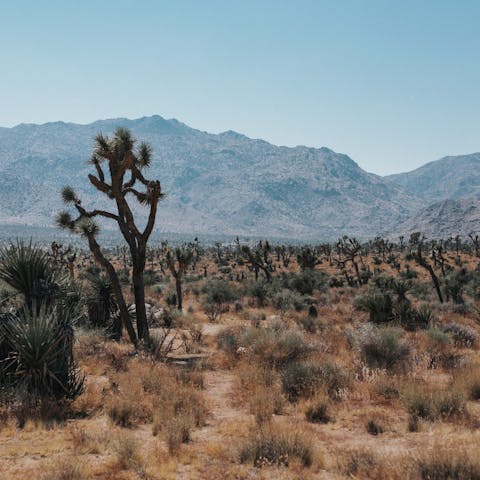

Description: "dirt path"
204 370 239 422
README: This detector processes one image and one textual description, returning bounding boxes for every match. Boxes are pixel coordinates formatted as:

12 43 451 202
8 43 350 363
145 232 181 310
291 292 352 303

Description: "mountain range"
0 115 478 241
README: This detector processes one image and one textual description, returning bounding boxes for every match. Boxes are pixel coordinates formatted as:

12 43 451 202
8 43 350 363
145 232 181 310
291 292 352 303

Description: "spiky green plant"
87 273 120 334
0 241 67 307
0 302 84 401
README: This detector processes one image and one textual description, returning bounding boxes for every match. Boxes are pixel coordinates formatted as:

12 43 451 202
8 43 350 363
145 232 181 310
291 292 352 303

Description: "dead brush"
304 395 331 424
40 456 86 480
71 426 107 454
415 443 480 480
248 385 284 426
152 384 208 436
113 433 144 471
163 415 194 455
239 424 315 468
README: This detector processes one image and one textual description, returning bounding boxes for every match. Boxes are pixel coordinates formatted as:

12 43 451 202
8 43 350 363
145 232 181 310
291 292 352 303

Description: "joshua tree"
57 128 164 346
409 233 444 303
469 233 480 257
337 236 368 285
296 246 321 270
241 241 274 282
164 245 195 311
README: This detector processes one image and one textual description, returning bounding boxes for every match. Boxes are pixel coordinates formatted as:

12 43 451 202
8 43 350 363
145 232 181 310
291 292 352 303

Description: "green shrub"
280 360 349 401
355 292 393 324
242 327 311 369
359 325 410 371
288 270 328 295
0 302 84 402
201 279 238 322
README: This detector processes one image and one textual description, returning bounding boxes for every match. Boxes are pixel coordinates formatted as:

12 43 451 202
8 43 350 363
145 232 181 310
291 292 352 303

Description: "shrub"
249 386 284 425
164 416 193 455
288 270 327 295
403 386 465 421
417 449 480 480
40 457 85 480
281 361 322 401
410 306 434 330
366 418 385 435
202 278 238 322
0 302 84 402
245 280 269 306
355 292 393 324
107 396 138 427
280 360 349 401
239 426 313 467
0 241 67 306
426 328 452 350
443 323 478 348
305 397 330 423
359 325 410 371
341 449 378 477
114 434 143 470
216 326 242 355
435 391 465 418
295 314 321 333
270 289 297 317
242 327 311 369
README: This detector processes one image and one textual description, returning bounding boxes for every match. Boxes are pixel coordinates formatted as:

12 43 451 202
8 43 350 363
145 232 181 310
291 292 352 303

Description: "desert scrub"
358 324 410 371
40 456 86 480
249 385 284 425
106 360 208 430
365 417 385 435
354 292 393 324
113 434 144 471
453 365 480 400
339 449 378 478
241 325 312 369
305 396 330 423
416 445 480 480
403 385 466 421
280 360 349 401
239 425 314 468
442 322 478 348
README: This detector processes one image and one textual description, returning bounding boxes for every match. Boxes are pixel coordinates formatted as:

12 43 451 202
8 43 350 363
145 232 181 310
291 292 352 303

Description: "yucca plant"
0 301 84 401
0 241 67 307
87 273 120 335
355 292 393 324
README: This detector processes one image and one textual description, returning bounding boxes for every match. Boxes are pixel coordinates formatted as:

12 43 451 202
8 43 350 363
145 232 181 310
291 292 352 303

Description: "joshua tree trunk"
175 275 183 311
57 128 163 346
86 231 138 346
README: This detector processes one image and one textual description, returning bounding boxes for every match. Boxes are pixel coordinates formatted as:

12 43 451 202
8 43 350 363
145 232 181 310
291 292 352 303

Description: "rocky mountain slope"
0 115 422 240
386 153 480 203
389 198 480 239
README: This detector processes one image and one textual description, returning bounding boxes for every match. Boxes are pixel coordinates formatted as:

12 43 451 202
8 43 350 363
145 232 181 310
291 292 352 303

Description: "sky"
1 0 479 175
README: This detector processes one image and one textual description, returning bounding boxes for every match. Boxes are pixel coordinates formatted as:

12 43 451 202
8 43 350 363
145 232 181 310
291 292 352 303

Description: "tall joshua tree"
57 128 164 346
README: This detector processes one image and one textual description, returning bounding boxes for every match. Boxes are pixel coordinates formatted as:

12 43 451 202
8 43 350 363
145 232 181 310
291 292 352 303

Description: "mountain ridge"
0 115 477 240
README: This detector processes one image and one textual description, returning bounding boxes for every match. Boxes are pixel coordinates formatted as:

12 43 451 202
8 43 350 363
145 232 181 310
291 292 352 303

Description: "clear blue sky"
1 0 479 175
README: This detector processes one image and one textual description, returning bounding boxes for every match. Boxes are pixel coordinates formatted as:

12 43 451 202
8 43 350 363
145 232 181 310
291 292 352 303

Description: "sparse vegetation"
2 204 480 479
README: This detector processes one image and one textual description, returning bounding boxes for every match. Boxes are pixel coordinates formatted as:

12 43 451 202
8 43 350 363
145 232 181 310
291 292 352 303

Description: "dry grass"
3 251 480 479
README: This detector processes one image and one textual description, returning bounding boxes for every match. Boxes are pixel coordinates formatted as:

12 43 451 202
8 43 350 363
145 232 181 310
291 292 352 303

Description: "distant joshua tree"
164 245 195 311
57 128 164 347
